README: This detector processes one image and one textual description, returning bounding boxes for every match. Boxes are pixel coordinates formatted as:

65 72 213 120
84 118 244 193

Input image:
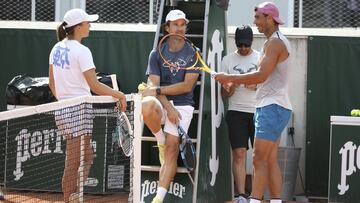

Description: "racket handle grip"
209 70 217 78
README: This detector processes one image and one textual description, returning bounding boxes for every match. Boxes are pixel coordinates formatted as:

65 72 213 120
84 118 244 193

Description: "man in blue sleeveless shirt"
215 2 292 203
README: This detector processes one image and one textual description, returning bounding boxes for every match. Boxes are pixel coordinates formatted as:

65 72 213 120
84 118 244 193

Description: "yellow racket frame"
158 33 216 76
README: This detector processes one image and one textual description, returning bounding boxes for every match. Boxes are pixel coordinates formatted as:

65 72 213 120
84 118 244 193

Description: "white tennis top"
256 31 292 110
49 39 95 100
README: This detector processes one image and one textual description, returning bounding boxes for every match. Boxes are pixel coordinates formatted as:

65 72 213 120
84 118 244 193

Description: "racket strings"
159 44 176 68
158 33 216 76
184 142 196 169
158 34 199 71
118 114 133 156
178 127 196 171
115 103 134 157
121 135 133 156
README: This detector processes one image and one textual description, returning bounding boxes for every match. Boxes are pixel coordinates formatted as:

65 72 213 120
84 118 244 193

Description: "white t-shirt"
49 39 95 100
221 49 260 113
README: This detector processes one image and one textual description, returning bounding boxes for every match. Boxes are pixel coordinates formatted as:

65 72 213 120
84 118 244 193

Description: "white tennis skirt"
55 103 94 139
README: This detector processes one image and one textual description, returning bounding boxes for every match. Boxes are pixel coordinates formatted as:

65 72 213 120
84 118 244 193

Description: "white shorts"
55 103 94 139
158 101 194 137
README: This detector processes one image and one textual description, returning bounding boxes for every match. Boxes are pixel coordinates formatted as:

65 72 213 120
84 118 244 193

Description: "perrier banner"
2 107 128 194
329 116 360 203
195 0 232 202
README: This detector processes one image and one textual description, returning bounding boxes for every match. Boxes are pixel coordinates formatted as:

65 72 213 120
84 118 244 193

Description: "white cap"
63 8 99 28
165 9 189 23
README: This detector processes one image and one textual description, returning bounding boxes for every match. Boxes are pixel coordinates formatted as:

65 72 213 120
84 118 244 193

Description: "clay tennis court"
1 190 129 203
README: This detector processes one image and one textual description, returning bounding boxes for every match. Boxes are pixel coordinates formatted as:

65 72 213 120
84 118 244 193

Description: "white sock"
153 129 165 144
155 187 167 200
270 199 282 203
249 198 261 203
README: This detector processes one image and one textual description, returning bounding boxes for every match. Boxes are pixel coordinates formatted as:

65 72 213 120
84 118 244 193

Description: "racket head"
158 33 216 76
158 33 199 71
115 110 133 157
178 126 196 172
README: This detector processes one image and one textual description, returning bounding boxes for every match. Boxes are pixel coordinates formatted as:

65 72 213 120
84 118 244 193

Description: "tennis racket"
158 33 217 77
115 102 134 157
178 126 196 172
110 74 134 157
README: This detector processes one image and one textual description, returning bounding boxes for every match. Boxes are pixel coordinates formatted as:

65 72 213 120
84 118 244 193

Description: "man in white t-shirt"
221 25 260 203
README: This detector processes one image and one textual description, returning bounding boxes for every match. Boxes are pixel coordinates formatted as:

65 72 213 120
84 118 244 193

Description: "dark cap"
235 25 253 47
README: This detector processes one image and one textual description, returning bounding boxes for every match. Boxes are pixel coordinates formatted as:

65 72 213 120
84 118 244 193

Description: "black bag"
91 72 121 95
6 75 56 106
6 73 120 105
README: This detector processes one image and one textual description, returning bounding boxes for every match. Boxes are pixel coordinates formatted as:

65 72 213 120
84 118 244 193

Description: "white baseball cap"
165 9 189 23
63 8 99 28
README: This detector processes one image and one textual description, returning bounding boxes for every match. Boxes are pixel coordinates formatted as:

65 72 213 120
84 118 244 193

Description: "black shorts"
225 110 255 150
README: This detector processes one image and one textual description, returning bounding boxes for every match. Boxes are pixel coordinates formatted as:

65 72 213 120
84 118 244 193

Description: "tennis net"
0 94 141 203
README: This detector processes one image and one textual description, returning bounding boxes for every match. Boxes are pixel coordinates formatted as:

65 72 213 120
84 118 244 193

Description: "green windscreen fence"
195 0 232 202
306 36 360 197
0 28 154 111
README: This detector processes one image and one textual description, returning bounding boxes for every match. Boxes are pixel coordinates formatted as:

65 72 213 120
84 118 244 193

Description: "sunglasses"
238 43 251 48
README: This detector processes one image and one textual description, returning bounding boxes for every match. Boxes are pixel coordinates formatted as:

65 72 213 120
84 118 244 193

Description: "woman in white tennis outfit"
48 8 126 203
